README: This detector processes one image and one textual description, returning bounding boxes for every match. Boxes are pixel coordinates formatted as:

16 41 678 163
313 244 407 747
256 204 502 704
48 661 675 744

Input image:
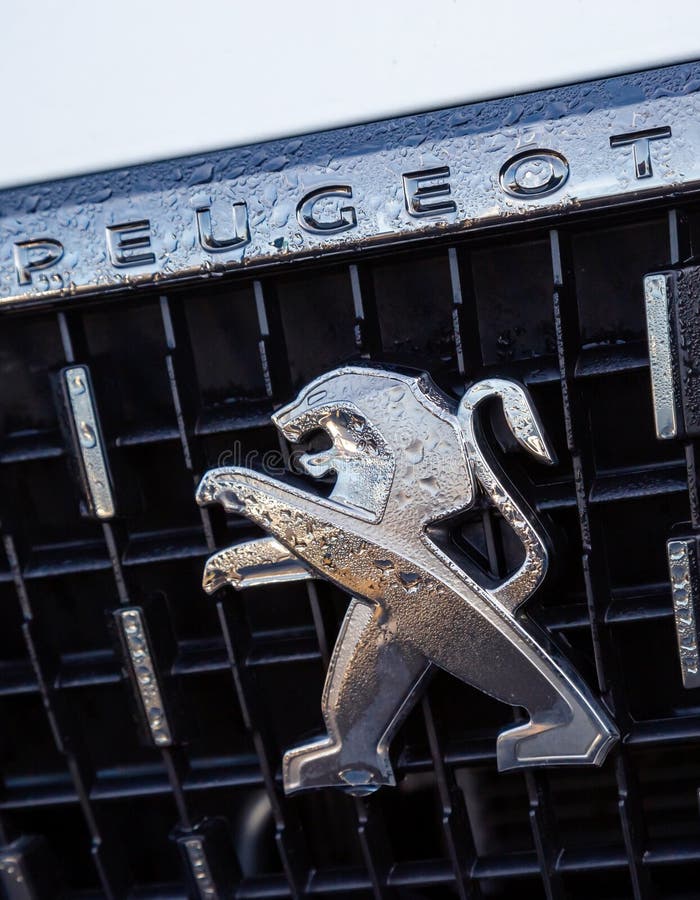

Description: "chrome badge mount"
197 366 618 795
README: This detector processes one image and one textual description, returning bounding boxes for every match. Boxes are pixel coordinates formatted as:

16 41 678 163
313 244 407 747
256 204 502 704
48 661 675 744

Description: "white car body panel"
1 0 699 188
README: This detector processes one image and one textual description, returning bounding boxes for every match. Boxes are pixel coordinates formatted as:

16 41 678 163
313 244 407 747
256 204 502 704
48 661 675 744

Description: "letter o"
499 149 569 198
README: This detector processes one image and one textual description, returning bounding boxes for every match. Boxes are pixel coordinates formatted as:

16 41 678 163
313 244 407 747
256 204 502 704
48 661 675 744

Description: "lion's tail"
457 378 556 612
458 378 557 466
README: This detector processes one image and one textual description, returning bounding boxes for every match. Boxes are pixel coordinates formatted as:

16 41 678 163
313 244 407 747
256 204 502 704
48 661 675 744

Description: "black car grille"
1 198 700 900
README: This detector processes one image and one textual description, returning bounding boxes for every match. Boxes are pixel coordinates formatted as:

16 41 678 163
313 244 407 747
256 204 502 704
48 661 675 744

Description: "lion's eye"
306 389 327 407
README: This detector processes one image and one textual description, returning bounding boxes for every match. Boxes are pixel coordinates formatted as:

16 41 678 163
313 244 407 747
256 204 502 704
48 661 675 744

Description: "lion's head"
272 366 475 524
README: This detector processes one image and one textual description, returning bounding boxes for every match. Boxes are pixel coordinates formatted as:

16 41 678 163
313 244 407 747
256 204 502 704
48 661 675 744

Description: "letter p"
13 239 64 286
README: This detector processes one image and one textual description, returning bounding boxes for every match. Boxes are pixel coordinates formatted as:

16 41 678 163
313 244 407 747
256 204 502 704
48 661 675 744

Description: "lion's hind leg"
396 581 618 772
283 600 430 795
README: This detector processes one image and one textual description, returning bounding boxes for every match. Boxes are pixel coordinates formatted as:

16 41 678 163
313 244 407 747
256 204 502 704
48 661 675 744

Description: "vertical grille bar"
212 279 310 895
348 264 383 359
524 771 565 900
447 247 482 379
216 597 309 896
252 276 336 675
421 696 479 900
447 247 466 377
56 309 131 603
479 463 562 899
550 228 653 900
352 794 396 900
154 293 250 890
158 294 218 552
1 533 129 897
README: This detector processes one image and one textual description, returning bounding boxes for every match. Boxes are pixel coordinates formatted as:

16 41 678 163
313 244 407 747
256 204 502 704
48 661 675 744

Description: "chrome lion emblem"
196 366 618 794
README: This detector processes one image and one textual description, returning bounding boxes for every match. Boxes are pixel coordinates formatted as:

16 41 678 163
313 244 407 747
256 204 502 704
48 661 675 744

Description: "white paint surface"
1 0 699 188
